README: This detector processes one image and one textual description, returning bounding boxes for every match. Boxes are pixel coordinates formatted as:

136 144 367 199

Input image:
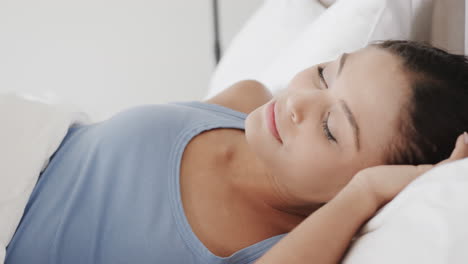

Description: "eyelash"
322 112 337 142
318 66 328 88
317 66 336 142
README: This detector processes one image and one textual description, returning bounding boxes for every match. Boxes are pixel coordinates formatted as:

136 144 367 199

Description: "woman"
5 40 468 264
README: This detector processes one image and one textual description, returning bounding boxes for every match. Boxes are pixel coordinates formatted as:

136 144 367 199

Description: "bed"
1 0 467 263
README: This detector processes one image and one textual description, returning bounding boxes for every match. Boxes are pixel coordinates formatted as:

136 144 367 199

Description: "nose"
287 94 304 124
286 90 323 125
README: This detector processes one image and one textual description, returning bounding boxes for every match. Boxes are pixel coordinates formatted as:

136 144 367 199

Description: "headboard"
430 0 465 54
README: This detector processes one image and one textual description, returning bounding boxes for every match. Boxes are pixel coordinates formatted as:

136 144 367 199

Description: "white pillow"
343 158 468 263
258 0 415 93
206 0 435 97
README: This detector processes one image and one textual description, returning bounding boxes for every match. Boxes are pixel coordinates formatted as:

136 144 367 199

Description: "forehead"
334 47 410 163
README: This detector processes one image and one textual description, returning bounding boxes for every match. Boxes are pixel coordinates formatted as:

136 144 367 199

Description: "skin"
237 46 411 215
190 46 412 256
254 133 468 264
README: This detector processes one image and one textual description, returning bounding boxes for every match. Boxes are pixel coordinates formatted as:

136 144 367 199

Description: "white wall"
0 0 262 121
219 0 264 52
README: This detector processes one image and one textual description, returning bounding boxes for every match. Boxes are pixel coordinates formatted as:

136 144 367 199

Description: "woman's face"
245 46 410 204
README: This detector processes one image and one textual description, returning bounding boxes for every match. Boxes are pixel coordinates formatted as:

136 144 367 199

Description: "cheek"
282 138 332 180
284 134 343 176
287 131 327 160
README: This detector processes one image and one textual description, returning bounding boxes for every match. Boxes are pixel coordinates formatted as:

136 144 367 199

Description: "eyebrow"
334 53 360 151
337 53 348 76
339 99 360 151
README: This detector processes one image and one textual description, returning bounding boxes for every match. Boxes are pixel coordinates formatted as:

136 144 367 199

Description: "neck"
217 130 323 233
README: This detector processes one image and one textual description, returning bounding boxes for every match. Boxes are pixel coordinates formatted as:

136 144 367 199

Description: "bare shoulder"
204 80 273 114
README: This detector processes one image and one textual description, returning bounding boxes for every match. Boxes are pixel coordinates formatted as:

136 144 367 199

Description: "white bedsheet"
0 93 89 263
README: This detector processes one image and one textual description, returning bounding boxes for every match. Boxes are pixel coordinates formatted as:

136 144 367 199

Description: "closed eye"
322 112 337 143
317 66 328 89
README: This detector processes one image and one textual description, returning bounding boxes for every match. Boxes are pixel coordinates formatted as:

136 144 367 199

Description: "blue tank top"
5 101 287 264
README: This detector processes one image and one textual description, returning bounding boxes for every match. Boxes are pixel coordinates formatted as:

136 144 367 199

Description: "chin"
244 112 255 142
244 110 266 146
245 109 280 162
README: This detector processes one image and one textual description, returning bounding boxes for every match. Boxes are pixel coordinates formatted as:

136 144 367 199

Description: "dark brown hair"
373 40 468 165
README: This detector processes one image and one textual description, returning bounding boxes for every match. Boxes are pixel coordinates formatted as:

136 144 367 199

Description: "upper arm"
204 80 273 114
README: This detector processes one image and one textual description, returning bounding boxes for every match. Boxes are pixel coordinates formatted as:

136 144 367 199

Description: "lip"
266 101 283 143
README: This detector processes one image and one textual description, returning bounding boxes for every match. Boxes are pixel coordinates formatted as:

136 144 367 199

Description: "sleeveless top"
5 101 288 264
